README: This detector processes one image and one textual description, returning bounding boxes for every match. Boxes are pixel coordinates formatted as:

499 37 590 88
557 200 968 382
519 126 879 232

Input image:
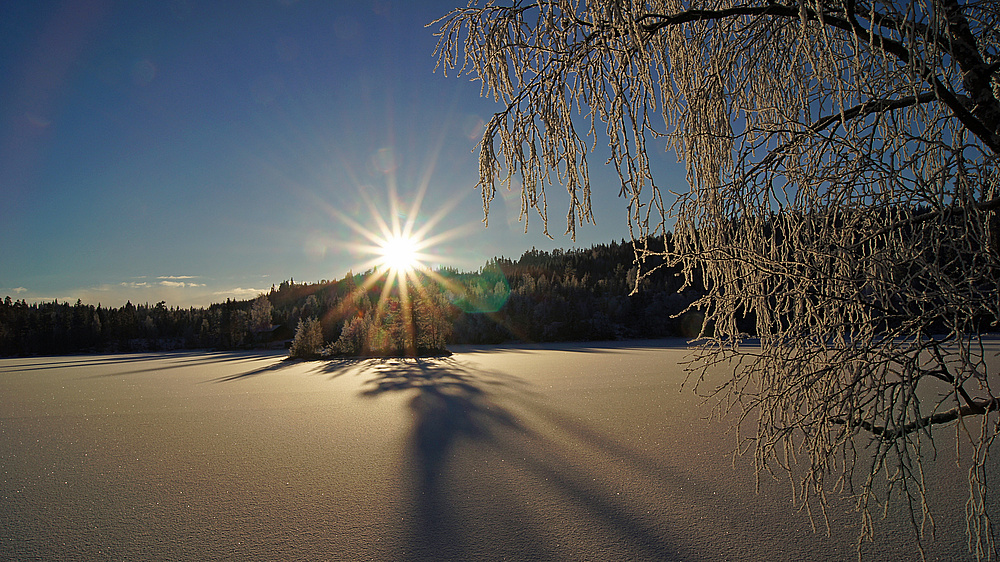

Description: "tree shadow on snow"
357 358 536 559
354 357 693 561
208 356 300 382
66 350 289 380
358 358 521 489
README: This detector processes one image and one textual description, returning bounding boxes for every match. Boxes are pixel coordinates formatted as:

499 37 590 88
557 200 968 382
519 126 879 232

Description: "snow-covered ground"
0 341 991 560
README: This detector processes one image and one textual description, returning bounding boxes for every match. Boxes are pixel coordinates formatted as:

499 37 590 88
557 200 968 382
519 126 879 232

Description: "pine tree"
289 317 323 359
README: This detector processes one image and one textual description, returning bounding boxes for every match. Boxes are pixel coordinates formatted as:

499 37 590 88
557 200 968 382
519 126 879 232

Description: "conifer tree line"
0 237 704 357
2 220 987 358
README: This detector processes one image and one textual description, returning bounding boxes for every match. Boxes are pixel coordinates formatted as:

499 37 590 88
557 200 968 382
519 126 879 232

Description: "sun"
378 233 421 273
308 177 497 356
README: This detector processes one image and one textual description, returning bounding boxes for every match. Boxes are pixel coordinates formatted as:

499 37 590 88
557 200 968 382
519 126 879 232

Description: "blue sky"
1 0 682 308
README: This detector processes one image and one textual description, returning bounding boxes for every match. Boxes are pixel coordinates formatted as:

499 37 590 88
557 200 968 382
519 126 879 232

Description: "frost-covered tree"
248 294 273 334
331 314 371 356
414 290 452 353
434 0 1000 557
289 317 324 359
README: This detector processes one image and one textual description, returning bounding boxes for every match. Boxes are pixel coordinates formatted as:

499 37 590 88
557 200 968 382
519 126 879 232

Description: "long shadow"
38 350 296 381
209 356 301 382
310 357 377 380
73 351 288 379
358 360 521 483
357 358 531 560
355 357 691 561
3 351 210 373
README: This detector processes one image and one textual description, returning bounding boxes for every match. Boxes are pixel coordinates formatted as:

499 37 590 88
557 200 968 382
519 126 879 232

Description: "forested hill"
0 237 708 356
451 238 704 344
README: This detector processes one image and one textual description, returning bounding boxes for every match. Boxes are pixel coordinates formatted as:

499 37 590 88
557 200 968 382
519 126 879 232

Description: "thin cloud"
213 287 265 299
120 278 205 289
9 278 260 309
159 280 206 288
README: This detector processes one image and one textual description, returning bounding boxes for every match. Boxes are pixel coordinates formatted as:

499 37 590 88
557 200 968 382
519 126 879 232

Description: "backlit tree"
249 294 273 335
434 0 1000 557
289 317 324 359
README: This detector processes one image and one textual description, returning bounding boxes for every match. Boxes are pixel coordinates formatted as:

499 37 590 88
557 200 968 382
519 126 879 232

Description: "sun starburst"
308 179 483 356
378 233 421 274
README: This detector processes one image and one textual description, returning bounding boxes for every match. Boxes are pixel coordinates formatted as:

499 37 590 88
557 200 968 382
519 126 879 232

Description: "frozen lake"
0 341 990 560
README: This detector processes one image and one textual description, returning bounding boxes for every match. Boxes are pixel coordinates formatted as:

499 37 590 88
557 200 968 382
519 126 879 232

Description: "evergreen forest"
0 237 708 357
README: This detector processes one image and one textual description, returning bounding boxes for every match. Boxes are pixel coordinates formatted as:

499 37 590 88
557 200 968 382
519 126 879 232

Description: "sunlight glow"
378 233 421 274
306 170 485 356
297 131 514 356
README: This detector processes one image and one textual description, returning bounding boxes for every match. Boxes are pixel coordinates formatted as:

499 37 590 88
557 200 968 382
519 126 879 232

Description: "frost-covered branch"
832 397 1000 440
434 1 1000 557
